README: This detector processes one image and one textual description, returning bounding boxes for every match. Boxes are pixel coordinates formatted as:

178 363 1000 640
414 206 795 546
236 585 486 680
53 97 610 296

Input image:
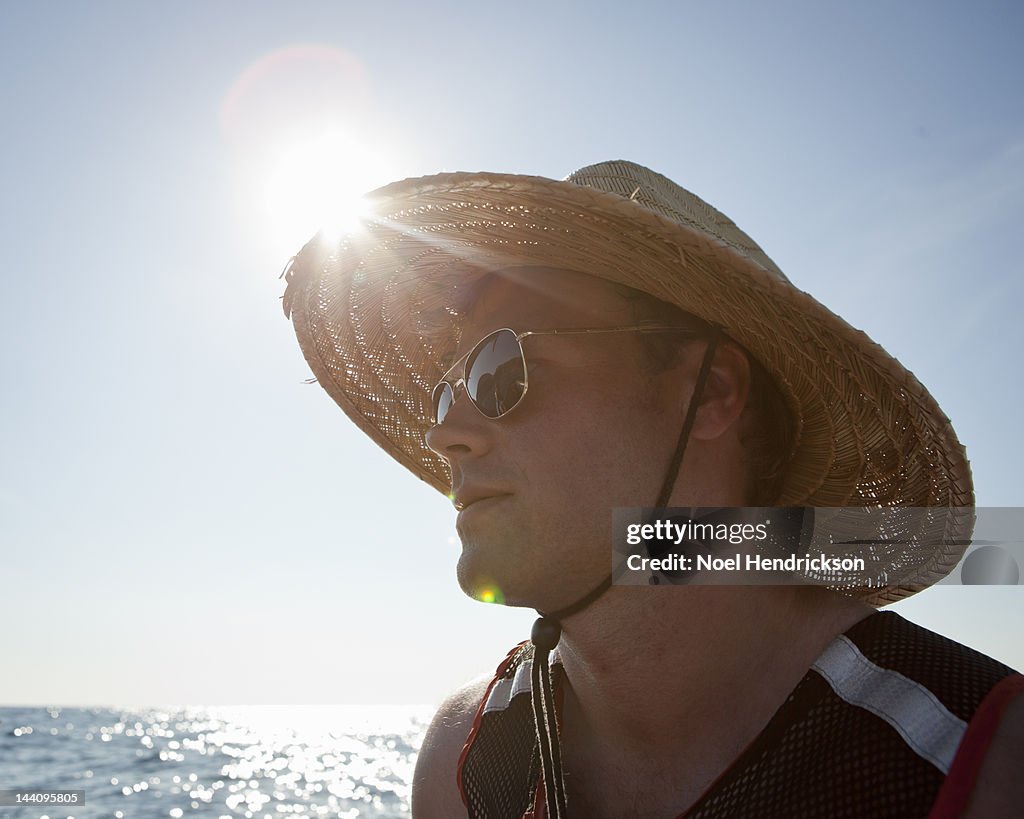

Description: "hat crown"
565 160 789 284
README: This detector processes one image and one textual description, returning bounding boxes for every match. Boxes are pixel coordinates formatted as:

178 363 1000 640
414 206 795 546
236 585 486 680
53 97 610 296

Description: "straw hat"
281 160 973 605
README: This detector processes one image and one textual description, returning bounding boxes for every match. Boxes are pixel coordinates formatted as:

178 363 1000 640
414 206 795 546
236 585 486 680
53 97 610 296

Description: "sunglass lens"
432 381 454 424
466 329 526 418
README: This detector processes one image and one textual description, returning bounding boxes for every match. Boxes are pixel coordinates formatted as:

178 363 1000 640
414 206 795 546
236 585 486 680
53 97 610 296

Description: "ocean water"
0 706 431 819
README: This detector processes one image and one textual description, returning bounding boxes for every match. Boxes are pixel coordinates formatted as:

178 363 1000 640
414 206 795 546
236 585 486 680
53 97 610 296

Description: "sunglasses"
431 323 706 425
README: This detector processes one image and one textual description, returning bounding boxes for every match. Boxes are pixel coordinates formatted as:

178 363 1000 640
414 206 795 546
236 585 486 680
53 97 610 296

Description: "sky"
1 1 1022 707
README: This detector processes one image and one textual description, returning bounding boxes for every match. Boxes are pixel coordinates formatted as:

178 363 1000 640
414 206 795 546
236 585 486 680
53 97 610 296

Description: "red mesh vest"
457 612 1023 818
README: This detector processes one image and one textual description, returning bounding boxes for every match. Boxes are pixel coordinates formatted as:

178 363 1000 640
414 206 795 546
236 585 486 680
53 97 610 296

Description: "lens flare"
476 586 505 605
220 44 371 153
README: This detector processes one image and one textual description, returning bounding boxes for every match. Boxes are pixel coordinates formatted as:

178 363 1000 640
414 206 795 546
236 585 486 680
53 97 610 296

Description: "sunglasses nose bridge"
432 376 469 425
432 342 473 424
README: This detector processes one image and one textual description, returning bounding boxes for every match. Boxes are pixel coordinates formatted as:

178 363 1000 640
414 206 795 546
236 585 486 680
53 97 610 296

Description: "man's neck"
554 585 873 816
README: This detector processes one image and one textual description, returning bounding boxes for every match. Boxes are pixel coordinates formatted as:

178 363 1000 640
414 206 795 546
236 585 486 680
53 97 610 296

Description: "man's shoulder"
961 675 1024 817
841 611 1024 816
847 611 1016 698
411 673 493 819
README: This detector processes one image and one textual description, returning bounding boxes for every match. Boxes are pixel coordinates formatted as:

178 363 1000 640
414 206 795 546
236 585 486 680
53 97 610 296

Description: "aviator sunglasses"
431 323 706 425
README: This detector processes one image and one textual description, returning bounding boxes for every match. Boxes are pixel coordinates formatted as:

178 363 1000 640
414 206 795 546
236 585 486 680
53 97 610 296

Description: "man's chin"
456 549 531 608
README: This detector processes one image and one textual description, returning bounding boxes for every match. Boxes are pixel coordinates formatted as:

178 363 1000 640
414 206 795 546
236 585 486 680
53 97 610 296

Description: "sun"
265 128 395 252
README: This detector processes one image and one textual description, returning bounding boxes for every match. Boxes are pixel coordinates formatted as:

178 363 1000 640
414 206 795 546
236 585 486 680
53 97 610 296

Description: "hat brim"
283 170 974 605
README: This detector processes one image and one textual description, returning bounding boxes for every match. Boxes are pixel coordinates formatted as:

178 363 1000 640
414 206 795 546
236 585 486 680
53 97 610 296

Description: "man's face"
425 267 689 612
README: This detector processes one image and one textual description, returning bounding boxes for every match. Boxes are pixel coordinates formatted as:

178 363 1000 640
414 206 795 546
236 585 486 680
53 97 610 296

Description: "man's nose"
425 385 494 460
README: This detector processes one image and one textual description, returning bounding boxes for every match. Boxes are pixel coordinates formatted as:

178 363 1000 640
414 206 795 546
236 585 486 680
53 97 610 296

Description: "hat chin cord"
528 329 722 818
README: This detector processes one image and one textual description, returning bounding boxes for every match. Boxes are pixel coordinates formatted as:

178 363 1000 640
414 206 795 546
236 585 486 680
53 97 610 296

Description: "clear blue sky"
1 0 1021 706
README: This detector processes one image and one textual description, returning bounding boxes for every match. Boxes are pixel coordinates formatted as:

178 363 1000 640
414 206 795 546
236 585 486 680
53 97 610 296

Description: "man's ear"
688 340 751 441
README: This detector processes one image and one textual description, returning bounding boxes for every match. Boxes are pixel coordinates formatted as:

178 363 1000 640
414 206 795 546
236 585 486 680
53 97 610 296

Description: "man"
282 161 1023 817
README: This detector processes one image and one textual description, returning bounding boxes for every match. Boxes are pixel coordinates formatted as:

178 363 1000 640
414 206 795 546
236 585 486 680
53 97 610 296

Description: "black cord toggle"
531 617 562 652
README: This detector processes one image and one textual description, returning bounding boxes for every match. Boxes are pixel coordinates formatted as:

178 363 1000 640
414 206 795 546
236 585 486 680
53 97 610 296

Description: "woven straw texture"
282 160 974 605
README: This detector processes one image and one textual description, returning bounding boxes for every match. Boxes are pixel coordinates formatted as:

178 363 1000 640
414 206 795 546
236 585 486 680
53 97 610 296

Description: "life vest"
457 611 1023 818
